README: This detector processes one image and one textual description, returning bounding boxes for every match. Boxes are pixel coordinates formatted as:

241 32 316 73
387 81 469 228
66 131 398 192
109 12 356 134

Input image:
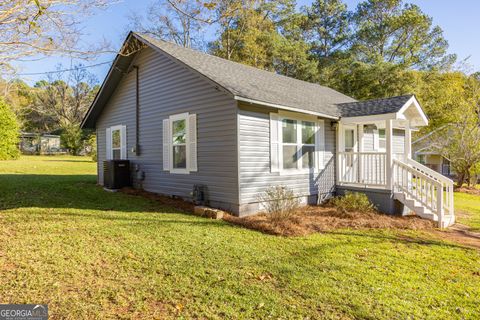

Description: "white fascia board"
234 96 339 120
397 96 429 126
340 113 398 124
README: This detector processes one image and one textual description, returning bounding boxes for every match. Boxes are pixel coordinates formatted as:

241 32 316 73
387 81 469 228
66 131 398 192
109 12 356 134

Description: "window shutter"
121 125 127 159
162 119 171 171
373 129 379 151
106 127 111 160
315 120 325 170
270 113 280 172
188 114 198 172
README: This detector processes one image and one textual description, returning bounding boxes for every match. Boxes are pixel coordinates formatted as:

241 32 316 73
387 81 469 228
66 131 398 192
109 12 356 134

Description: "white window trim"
375 128 386 152
109 125 126 160
169 112 190 174
278 114 322 175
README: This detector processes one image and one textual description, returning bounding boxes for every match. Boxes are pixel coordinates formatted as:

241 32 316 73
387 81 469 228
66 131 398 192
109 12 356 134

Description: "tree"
0 0 112 72
351 0 455 70
209 0 317 80
31 65 98 154
128 0 209 48
303 0 351 60
0 99 20 160
429 75 480 187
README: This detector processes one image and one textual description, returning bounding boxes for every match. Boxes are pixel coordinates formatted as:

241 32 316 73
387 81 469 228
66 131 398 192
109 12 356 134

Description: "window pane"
345 129 354 151
112 129 121 149
112 149 121 160
302 121 315 144
172 119 186 144
283 145 298 169
302 146 315 169
173 145 187 169
379 129 386 139
282 119 297 143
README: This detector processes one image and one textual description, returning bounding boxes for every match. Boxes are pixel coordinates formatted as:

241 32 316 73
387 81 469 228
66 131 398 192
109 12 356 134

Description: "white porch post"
358 124 364 183
386 119 393 190
337 122 344 184
405 121 411 160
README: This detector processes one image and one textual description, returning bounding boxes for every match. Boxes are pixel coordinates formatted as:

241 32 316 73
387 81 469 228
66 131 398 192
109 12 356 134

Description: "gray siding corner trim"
237 103 337 215
96 47 239 212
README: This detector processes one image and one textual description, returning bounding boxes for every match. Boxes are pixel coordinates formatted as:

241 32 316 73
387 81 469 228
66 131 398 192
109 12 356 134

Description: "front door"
343 126 357 182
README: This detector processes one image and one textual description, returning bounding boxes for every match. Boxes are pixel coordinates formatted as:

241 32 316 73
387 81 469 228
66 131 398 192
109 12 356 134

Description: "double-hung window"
106 125 126 160
172 117 187 169
111 128 121 159
271 113 324 173
163 113 197 174
378 129 386 151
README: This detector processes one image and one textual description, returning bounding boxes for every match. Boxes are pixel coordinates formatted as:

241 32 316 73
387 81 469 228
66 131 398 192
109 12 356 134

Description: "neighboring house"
412 129 453 177
19 133 62 155
81 32 455 227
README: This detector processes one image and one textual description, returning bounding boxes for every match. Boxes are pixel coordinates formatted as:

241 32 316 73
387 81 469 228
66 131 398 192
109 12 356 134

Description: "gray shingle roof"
337 95 414 117
136 33 355 118
82 32 418 128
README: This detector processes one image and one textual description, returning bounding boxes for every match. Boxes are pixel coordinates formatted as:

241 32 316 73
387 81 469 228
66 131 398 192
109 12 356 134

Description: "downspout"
133 65 140 155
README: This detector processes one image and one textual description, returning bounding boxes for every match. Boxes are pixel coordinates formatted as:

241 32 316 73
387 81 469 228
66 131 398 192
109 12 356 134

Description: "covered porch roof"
337 95 428 127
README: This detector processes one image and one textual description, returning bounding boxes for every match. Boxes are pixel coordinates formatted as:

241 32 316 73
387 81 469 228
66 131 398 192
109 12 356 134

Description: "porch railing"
338 152 387 186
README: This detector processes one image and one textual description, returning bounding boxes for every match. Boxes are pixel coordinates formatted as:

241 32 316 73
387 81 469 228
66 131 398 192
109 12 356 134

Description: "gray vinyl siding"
237 104 336 208
362 127 405 154
96 47 238 211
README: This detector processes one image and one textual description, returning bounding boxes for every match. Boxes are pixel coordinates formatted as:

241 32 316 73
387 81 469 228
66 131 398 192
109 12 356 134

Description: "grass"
455 192 480 231
0 156 480 319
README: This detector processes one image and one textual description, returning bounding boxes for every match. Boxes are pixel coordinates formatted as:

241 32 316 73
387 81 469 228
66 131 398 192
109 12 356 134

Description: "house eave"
234 95 339 120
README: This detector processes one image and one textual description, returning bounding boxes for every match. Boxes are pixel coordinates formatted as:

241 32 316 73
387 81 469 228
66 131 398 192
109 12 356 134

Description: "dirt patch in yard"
120 188 194 213
433 224 480 250
224 206 435 237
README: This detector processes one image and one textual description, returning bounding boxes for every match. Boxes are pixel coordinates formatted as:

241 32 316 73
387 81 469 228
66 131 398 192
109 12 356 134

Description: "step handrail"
393 158 454 228
406 158 454 185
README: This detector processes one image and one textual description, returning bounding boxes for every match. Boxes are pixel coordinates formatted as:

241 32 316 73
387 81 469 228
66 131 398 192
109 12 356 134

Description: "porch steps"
394 192 455 228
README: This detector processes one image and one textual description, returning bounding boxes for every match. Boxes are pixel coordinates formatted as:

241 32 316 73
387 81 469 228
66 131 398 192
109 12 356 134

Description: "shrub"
331 192 376 214
258 185 300 223
85 134 97 161
61 125 83 155
0 99 20 160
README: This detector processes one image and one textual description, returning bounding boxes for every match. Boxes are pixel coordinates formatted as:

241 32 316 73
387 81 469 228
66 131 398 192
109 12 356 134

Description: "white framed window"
163 113 197 174
344 128 355 152
106 125 126 160
373 128 386 152
270 112 324 174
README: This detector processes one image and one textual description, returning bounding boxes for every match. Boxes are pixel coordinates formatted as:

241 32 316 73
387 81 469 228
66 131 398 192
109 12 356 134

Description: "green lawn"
1 156 480 319
455 192 480 231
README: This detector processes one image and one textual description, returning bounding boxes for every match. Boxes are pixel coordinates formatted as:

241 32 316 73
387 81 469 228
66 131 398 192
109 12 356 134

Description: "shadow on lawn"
40 159 96 163
324 230 467 250
0 174 181 214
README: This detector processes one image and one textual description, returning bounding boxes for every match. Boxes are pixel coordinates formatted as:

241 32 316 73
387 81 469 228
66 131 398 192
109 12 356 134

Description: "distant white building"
19 133 63 155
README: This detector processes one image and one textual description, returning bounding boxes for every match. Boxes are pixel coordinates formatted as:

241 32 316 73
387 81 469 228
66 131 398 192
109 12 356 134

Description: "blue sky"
14 0 480 84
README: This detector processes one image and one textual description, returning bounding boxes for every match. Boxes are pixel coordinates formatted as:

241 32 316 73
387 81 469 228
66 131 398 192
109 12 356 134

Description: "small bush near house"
258 185 300 223
331 192 376 215
0 99 20 160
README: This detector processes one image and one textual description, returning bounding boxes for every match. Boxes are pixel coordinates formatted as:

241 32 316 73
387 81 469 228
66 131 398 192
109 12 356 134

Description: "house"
81 32 455 227
19 133 62 155
412 128 453 177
